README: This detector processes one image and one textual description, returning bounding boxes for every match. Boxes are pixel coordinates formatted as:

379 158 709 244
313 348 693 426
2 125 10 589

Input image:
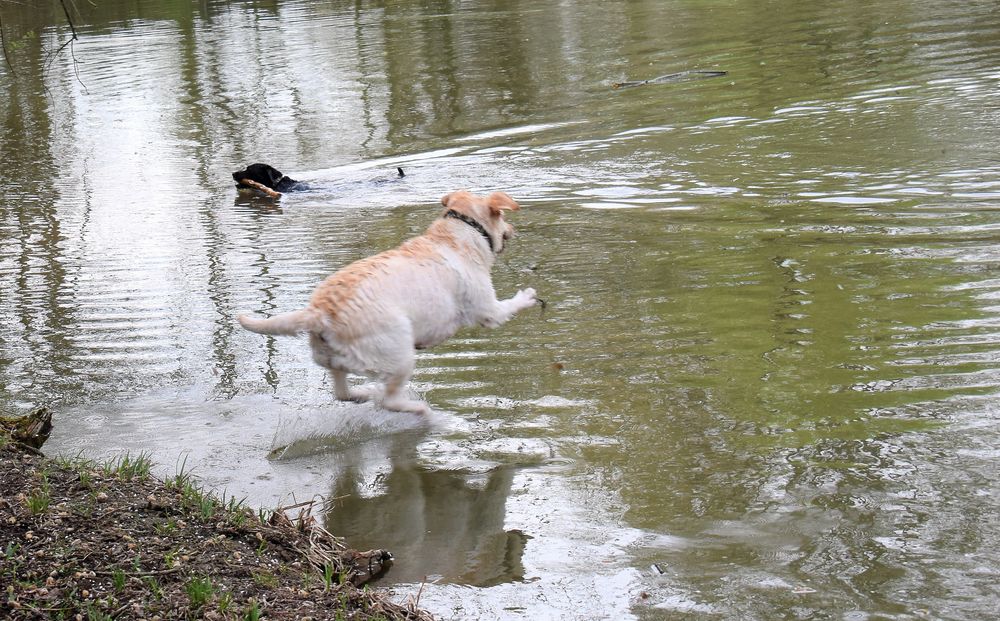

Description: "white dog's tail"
238 309 318 336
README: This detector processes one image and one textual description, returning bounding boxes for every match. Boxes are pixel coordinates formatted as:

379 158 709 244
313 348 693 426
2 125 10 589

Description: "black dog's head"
233 163 303 192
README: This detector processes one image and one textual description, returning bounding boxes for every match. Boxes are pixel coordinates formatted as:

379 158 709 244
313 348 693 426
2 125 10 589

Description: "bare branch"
52 0 79 57
0 12 18 77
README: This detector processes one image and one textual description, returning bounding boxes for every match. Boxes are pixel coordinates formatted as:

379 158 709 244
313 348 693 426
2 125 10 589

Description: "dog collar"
444 209 496 253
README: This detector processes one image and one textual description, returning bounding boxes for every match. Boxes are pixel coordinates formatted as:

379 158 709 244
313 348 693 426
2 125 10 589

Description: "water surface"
2 1 1000 619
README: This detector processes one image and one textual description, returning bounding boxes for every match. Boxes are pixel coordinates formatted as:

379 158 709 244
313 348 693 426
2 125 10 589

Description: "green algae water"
2 1 999 618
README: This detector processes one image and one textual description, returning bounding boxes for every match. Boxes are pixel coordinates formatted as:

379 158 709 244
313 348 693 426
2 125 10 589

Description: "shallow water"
3 0 1000 618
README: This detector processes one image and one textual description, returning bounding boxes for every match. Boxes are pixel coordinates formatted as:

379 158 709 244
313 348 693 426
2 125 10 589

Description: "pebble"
96 492 109 502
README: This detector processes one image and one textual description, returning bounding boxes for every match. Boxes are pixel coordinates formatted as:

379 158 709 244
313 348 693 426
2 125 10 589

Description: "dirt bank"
0 427 433 620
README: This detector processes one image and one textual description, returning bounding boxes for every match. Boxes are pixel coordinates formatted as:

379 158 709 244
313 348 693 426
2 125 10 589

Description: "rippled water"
3 0 1000 618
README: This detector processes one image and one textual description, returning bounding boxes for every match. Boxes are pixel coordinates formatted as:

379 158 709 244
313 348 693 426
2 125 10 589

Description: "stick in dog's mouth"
237 178 282 198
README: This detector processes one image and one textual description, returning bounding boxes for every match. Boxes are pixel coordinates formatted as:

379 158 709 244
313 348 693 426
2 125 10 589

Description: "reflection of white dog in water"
326 458 528 585
239 190 538 415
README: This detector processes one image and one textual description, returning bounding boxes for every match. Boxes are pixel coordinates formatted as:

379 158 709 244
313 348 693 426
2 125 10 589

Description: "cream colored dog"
238 190 537 415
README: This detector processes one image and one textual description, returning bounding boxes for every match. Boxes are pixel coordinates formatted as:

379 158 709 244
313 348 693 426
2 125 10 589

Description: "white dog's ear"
441 190 471 208
487 192 520 215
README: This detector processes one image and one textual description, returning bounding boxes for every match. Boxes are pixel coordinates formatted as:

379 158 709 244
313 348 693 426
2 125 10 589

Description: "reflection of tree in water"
0 0 78 78
325 455 528 587
0 0 79 413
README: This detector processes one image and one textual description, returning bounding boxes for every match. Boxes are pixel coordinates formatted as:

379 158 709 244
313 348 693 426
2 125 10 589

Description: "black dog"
233 162 406 195
233 163 308 193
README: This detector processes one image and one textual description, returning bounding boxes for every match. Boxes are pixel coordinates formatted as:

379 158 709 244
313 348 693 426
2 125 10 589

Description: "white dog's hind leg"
381 372 431 415
375 343 430 415
329 369 374 403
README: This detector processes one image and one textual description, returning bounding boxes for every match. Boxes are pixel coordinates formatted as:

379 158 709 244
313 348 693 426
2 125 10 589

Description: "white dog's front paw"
514 287 537 309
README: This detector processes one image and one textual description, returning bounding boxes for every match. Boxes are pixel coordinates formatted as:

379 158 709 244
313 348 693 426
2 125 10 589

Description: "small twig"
10 440 44 456
58 0 79 42
412 577 426 611
320 494 350 510
51 0 79 58
39 0 88 95
0 13 17 77
69 35 86 93
21 603 69 614
95 567 184 577
111 601 132 618
275 499 316 512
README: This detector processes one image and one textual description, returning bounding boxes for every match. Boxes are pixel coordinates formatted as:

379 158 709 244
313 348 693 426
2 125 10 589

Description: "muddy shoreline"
0 426 433 620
